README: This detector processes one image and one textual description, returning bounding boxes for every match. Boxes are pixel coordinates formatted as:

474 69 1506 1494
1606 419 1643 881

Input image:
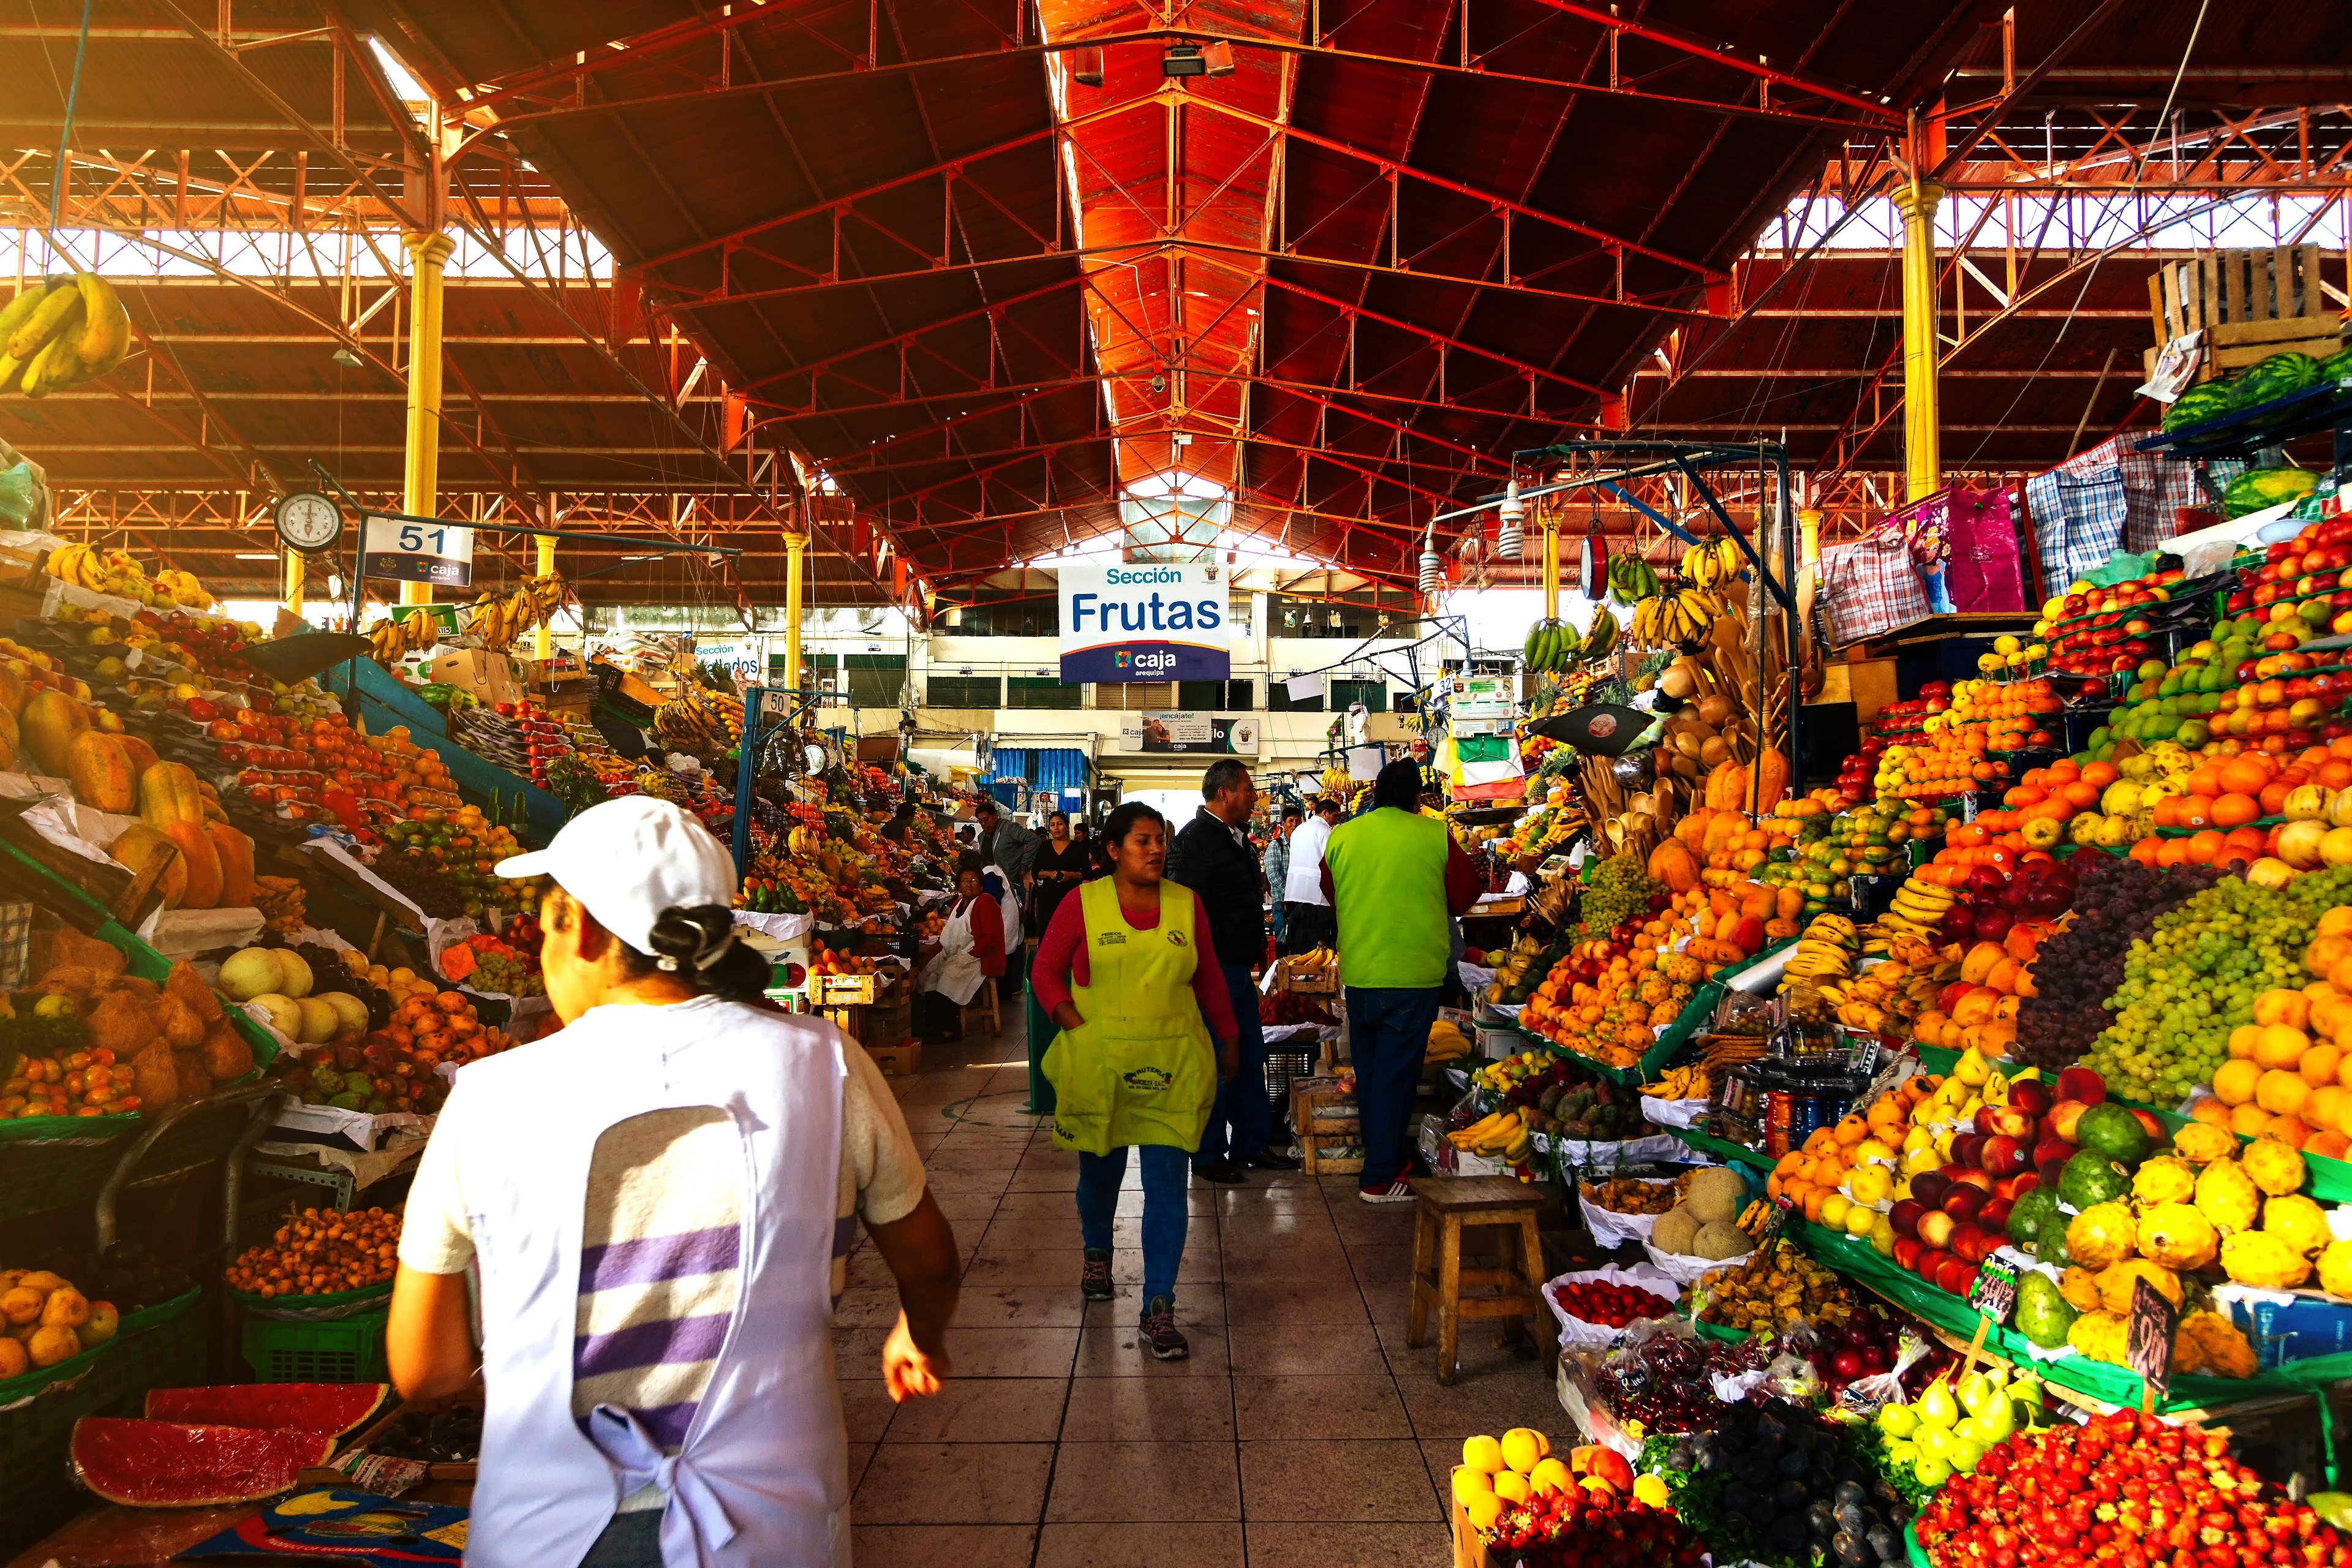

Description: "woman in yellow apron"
1030 802 1240 1359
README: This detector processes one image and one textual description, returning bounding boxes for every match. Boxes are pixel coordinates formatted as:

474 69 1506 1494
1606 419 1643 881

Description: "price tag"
1967 1257 2019 1324
362 514 475 587
2127 1276 2180 1409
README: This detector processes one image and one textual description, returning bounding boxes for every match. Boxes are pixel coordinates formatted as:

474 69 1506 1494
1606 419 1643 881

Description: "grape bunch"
2013 856 2220 1069
1575 852 1662 942
2089 865 2352 1104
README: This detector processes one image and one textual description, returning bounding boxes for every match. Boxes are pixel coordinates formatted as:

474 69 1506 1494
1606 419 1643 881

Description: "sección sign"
1057 563 1234 684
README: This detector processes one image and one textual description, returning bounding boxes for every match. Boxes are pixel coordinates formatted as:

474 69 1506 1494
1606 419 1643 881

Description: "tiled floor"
840 1020 1565 1568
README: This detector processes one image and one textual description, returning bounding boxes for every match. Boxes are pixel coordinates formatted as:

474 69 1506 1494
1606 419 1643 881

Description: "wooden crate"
1281 961 1340 995
865 1039 923 1076
1292 1077 1363 1175
2144 244 2347 386
1449 1471 1494 1568
815 971 886 1006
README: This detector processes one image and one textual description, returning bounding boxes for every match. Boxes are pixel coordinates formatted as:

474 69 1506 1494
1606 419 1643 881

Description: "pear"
1918 1379 1960 1430
1973 1394 2019 1445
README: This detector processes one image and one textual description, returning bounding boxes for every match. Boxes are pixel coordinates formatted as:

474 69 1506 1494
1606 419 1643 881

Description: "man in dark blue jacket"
1165 758 1294 1182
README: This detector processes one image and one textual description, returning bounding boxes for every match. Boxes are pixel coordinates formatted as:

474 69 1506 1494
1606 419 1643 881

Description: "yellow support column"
533 533 556 662
284 548 304 617
1540 514 1560 624
1894 177 1944 502
782 531 808 690
399 231 456 606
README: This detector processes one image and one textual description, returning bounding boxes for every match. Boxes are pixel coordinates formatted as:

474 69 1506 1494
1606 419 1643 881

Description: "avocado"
2057 1147 2132 1210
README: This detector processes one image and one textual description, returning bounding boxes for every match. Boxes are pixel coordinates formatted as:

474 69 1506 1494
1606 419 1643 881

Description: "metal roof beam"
1518 1 1902 126
723 275 1087 396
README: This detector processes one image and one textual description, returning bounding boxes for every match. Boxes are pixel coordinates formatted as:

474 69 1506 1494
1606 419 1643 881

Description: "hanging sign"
1117 712 1258 755
362 515 474 587
1057 562 1233 684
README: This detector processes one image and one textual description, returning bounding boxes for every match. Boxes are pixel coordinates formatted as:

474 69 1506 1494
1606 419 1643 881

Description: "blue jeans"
1076 1143 1189 1308
1346 986 1442 1187
1194 962 1270 1167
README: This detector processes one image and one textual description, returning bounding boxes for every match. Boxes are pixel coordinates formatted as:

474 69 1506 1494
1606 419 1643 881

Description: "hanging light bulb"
1495 479 1525 562
1416 526 1443 595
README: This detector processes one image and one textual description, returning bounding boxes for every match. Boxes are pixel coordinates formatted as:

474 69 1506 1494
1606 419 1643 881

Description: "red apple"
1946 1167 1995 1194
1951 1133 1987 1169
2046 1101 2090 1143
1911 1170 1952 1207
1893 1237 1924 1273
1977 1197 2015 1233
1980 1135 2029 1177
1995 1172 2043 1202
2008 1080 2054 1117
1942 1187 1986 1224
1915 1246 1951 1282
2130 1108 2166 1140
1916 1211 1957 1250
1985 1106 2035 1140
2037 1157 2071 1188
1890 1199 1927 1239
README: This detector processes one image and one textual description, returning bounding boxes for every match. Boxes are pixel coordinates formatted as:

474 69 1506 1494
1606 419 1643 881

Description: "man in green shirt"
1321 759 1483 1202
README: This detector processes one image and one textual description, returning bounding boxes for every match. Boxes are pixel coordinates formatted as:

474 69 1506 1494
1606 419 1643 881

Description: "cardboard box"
428 648 524 708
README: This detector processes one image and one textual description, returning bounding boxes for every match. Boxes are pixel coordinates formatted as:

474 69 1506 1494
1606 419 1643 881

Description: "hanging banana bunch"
1679 535 1744 592
0 273 132 397
463 574 568 652
368 609 441 665
1604 551 1659 606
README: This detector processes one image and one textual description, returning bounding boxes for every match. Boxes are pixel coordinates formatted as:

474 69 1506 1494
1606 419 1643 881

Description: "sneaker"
1359 1177 1415 1204
1191 1157 1248 1185
1139 1295 1189 1360
1080 1249 1114 1302
1245 1149 1302 1171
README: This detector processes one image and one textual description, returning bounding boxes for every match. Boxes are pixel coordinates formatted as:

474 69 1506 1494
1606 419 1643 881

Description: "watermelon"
2232 351 2323 409
2223 467 2320 519
2163 379 2236 432
2323 345 2352 385
70 1417 335 1507
145 1382 388 1438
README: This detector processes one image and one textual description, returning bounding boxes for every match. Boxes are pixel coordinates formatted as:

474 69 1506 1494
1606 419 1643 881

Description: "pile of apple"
2233 522 2352 635
1881 1061 2153 1302
2035 568 2188 677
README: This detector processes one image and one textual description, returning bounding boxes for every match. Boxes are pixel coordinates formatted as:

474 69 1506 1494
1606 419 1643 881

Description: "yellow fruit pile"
0 1267 118 1377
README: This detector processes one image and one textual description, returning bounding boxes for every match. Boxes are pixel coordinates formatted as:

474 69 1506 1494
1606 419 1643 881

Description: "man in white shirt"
1281 797 1340 953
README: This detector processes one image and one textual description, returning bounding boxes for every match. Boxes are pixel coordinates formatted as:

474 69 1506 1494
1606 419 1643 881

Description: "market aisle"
834 1018 1566 1568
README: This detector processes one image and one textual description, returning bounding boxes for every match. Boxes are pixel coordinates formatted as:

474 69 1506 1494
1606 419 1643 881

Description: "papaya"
138 762 221 907
206 822 254 908
1704 759 1747 812
0 704 16 769
0 662 26 714
108 823 187 909
1752 747 1790 812
1646 839 1698 892
18 688 89 775
117 734 157 775
66 731 137 812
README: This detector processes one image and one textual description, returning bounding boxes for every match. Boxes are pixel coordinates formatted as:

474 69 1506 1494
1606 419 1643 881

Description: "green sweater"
1322 808 1449 989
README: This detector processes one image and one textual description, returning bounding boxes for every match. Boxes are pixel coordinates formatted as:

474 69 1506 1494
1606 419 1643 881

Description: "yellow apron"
1042 877 1216 1156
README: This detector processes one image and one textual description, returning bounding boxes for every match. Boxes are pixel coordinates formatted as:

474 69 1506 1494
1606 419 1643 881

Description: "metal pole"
282 546 303 617
782 532 807 691
1779 449 1803 787
1894 176 1944 501
731 687 766 876
399 230 456 606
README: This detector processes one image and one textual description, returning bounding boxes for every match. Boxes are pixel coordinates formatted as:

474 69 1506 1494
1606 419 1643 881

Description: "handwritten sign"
2127 1276 2180 1408
1967 1257 2019 1325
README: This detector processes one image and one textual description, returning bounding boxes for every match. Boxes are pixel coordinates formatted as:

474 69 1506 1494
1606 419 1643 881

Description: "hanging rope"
45 0 96 257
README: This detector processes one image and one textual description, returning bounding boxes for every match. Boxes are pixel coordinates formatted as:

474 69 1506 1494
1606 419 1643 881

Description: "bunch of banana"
1638 1064 1710 1099
1448 1104 1533 1164
1783 914 1859 982
1521 617 1573 672
1575 606 1619 663
1425 1017 1472 1062
1879 877 1958 940
0 273 131 398
463 574 567 652
1831 959 1910 1035
1605 552 1659 606
1284 945 1337 975
785 824 827 856
653 693 729 754
368 608 442 665
1628 587 1724 647
1319 766 1351 796
1679 536 1744 590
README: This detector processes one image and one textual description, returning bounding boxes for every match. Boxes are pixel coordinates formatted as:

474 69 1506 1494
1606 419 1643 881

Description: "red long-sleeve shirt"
1030 883 1240 1039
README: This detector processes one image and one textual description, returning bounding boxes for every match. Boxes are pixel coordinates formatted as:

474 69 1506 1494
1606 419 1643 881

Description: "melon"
145 1382 388 1437
70 1417 336 1507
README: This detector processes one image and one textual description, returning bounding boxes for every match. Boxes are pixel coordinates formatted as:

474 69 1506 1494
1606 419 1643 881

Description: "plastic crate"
243 1306 389 1384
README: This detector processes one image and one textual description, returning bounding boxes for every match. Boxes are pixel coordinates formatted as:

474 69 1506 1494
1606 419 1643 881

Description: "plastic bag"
1542 1263 1679 1351
0 462 40 528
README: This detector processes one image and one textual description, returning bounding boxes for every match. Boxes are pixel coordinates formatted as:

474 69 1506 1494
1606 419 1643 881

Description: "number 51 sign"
362 514 474 587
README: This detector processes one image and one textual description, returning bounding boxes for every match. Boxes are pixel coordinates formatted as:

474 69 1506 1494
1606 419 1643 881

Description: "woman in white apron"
917 865 1002 1044
985 862 1022 1003
386 797 963 1568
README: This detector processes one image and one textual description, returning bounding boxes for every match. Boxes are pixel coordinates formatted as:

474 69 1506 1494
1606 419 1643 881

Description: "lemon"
1818 1192 1852 1230
1499 1428 1550 1475
1492 1470 1531 1503
1461 1435 1503 1474
1844 1202 1878 1239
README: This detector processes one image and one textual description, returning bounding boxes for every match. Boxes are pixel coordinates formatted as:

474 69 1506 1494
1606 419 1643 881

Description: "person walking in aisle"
1322 758 1483 1203
1281 796 1341 954
916 865 1005 1045
1262 804 1302 951
1032 802 1240 1360
1029 812 1090 934
1166 760 1297 1183
386 796 960 1568
974 799 1041 888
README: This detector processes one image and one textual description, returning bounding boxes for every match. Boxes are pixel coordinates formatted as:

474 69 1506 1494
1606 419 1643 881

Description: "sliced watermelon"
145 1382 389 1437
70 1417 336 1508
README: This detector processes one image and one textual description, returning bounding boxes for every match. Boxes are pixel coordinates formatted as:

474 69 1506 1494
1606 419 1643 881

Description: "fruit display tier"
327 654 570 843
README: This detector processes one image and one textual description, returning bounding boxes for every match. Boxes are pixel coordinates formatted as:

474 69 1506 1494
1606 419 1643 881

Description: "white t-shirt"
400 1005 927 1510
1284 815 1332 905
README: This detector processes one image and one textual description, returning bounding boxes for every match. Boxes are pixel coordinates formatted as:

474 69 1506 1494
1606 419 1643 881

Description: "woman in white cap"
386 796 962 1568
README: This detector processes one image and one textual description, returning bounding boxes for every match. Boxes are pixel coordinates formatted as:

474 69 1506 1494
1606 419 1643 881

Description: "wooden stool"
959 982 1001 1038
1406 1175 1553 1385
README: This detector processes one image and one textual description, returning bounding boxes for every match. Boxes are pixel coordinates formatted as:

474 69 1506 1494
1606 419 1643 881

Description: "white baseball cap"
494 796 736 954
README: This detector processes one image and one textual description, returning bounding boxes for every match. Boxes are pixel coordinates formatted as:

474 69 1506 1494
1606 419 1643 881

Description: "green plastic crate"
242 1305 388 1384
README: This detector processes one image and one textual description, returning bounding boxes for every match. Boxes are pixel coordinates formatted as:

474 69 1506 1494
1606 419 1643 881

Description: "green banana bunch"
1521 618 1573 673
1605 552 1659 606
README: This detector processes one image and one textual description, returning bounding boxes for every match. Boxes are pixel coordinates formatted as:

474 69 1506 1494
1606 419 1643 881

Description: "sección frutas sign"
1057 563 1234 684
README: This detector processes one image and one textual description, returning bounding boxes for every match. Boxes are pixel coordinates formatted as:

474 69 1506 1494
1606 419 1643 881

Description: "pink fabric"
1818 524 1932 646
1939 486 2026 612
1030 884 1239 1039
